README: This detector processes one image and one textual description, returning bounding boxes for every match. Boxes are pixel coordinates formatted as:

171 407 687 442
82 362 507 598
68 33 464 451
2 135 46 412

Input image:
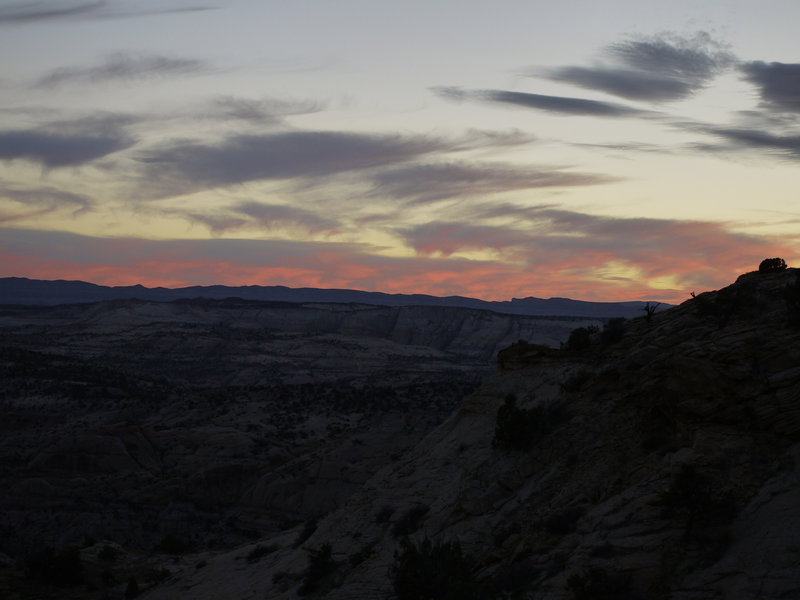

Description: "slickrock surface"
142 269 800 599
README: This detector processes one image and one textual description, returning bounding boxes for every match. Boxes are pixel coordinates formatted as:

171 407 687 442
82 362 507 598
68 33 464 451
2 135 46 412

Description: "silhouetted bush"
600 318 626 345
493 394 566 451
759 257 787 272
784 271 800 327
392 505 430 537
125 576 140 599
563 327 593 351
98 544 118 562
298 543 335 596
246 543 278 563
568 566 638 600
545 506 584 535
375 505 395 524
24 545 84 586
661 465 738 540
694 280 759 327
642 302 660 322
392 538 490 600
493 559 539 597
158 533 187 555
561 370 592 393
294 518 318 547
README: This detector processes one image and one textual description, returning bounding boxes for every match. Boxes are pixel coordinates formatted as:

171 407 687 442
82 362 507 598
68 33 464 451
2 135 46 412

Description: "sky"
1 0 799 303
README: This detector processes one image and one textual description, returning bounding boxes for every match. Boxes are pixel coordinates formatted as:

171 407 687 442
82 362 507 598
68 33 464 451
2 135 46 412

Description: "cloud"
690 126 800 160
393 207 796 296
136 130 471 195
209 96 322 124
0 1 215 24
609 32 736 80
34 53 211 88
740 61 800 113
542 32 736 102
0 185 94 214
399 222 533 256
0 127 134 168
433 87 647 117
1 223 794 303
233 201 340 233
544 66 696 102
370 162 617 204
0 1 104 23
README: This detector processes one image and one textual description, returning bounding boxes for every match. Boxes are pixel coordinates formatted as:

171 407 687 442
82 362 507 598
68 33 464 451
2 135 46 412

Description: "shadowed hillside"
134 267 800 599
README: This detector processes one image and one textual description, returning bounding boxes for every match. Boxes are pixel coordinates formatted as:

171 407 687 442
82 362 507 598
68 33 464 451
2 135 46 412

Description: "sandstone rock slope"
142 268 800 599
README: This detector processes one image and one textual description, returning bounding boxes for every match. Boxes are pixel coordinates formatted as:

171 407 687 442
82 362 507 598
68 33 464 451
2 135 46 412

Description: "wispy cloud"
34 53 211 88
370 162 617 204
740 61 800 114
394 206 795 296
135 129 528 197
1 223 793 303
0 185 94 214
0 1 105 23
696 127 800 160
208 96 322 124
433 86 648 117
542 32 736 102
0 114 135 167
0 1 215 24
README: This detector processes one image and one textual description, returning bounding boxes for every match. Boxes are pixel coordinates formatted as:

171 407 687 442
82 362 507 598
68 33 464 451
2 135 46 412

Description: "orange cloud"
1 226 798 304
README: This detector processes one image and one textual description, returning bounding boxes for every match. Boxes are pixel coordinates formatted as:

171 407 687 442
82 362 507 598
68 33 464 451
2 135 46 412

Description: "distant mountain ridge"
0 277 668 318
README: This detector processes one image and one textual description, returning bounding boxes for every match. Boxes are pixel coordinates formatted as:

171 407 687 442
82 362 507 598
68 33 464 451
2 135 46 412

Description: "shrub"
392 538 489 600
297 543 335 596
759 257 787 272
246 543 278 563
294 518 318 547
661 465 738 540
568 567 637 600
375 505 395 524
98 544 118 562
784 271 800 327
24 545 84 587
392 505 430 537
158 533 187 555
545 506 584 535
125 576 140 599
493 394 566 451
561 370 592 393
600 318 626 345
564 327 592 351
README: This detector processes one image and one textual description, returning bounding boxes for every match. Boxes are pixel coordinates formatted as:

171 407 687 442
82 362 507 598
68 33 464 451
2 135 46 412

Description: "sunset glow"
1 1 799 302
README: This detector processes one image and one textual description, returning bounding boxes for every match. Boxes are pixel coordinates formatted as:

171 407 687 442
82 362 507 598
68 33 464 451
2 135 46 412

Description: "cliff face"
142 268 800 599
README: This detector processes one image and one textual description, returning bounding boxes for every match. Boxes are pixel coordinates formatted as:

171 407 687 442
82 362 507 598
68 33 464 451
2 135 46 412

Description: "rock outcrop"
141 268 800 599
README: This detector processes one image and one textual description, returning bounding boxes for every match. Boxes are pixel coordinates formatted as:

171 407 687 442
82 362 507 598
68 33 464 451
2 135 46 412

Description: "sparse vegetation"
568 566 637 600
784 270 800 326
24 544 84 587
642 302 660 321
392 505 430 537
125 576 141 599
294 518 319 547
298 543 336 596
759 257 787 272
600 317 626 345
493 394 566 451
375 505 395 524
158 533 187 555
246 543 278 563
545 506 584 535
392 538 489 600
563 326 594 351
693 279 759 326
